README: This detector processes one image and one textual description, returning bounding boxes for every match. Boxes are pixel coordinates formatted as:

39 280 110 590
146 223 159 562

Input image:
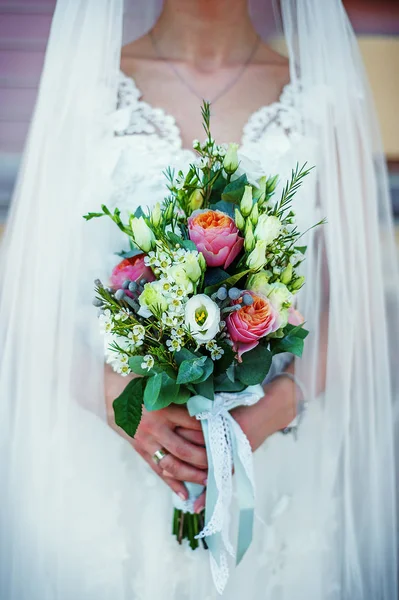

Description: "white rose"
130 216 155 252
185 294 220 343
254 214 281 245
231 153 264 188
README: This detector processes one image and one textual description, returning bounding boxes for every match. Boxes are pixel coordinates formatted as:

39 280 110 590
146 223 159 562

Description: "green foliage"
270 324 309 357
195 374 214 400
128 356 160 377
176 356 214 385
235 344 273 386
113 378 145 438
204 270 250 295
167 231 197 251
144 372 179 411
221 175 248 204
210 200 235 217
214 373 246 393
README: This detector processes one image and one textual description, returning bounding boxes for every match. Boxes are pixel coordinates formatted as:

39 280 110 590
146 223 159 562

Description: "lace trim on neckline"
116 70 301 149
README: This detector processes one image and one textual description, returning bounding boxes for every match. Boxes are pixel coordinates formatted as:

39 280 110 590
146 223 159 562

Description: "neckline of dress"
118 70 296 152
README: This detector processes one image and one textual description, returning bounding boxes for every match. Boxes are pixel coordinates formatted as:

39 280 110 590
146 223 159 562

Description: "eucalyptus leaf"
145 372 179 411
213 343 235 377
115 248 143 259
283 323 309 340
173 386 191 405
193 357 214 383
168 231 197 251
203 268 230 288
221 174 248 204
210 200 235 217
294 245 307 255
236 344 273 386
214 374 246 393
134 206 145 218
195 374 214 400
143 373 162 409
113 378 145 438
176 357 206 385
272 336 305 357
174 347 199 366
128 356 160 377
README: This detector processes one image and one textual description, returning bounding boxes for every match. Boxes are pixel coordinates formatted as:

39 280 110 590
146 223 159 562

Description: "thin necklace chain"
149 31 260 105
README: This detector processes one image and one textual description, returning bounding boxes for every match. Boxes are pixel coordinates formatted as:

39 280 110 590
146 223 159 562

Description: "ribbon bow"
186 384 264 595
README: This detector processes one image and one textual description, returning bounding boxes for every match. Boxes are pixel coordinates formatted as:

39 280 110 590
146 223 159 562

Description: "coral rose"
110 254 155 292
188 209 244 269
288 306 304 326
226 291 278 357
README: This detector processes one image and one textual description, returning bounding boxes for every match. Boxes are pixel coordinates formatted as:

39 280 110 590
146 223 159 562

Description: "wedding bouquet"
85 103 321 592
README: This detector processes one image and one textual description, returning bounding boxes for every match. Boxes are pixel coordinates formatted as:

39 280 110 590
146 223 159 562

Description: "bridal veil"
0 1 398 598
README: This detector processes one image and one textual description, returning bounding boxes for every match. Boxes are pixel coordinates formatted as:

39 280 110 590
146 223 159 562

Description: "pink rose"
288 306 304 326
226 291 278 358
188 210 244 269
110 254 155 293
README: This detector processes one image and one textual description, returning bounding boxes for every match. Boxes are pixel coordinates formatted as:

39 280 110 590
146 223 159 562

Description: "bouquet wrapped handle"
186 385 264 594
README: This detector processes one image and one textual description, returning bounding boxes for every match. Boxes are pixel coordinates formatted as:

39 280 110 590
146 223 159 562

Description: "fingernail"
163 470 173 478
203 478 208 485
178 492 186 501
195 503 205 514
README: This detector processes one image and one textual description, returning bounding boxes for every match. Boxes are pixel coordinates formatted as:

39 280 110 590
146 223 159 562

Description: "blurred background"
0 0 398 235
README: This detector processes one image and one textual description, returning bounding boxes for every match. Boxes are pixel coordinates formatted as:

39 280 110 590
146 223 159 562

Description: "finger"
138 436 208 484
160 455 208 484
175 427 205 446
162 429 208 468
194 490 207 514
132 441 189 500
166 405 202 430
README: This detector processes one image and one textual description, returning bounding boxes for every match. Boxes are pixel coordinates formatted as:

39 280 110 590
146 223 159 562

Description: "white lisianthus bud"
244 221 255 253
234 208 245 231
223 142 240 174
184 253 202 282
250 202 259 226
254 214 281 245
138 281 168 316
165 203 174 222
246 240 268 270
130 216 155 252
198 252 206 271
185 294 220 343
267 174 279 194
188 189 204 212
280 263 293 284
169 265 194 294
291 276 305 291
240 185 253 217
150 202 162 228
253 176 267 205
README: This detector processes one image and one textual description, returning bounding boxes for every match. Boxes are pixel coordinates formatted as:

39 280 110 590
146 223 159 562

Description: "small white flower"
141 354 154 372
169 298 184 313
115 308 130 321
211 346 224 361
133 324 145 337
166 338 182 352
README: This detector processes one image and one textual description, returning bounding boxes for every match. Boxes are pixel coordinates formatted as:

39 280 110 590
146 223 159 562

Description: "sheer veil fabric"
0 1 398 599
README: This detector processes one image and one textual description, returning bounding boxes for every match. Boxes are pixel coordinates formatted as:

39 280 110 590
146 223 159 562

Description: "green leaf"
174 347 200 366
283 323 309 340
128 356 160 377
83 212 105 221
134 206 145 218
176 357 206 385
221 174 248 204
173 386 191 405
210 200 235 217
236 344 273 386
213 343 235 377
193 357 214 383
113 378 145 438
195 374 214 400
144 372 179 411
294 245 307 255
214 373 246 393
204 270 250 295
143 373 162 408
203 268 230 288
272 336 305 357
115 248 143 259
168 231 197 251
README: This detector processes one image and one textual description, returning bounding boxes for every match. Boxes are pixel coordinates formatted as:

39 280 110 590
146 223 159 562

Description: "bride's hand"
104 365 208 500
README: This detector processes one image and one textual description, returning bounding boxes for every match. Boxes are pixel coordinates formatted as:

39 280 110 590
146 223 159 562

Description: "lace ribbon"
184 385 264 594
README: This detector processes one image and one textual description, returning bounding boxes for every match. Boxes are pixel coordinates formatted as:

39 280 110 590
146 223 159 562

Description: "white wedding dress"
39 73 339 600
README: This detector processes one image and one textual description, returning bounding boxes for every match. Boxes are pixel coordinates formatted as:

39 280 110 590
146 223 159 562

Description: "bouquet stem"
172 508 206 550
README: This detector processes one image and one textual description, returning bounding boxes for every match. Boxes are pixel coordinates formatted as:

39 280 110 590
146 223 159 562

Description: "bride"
0 1 398 599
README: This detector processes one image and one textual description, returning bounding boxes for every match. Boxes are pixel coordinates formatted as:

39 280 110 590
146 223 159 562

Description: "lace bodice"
109 72 317 227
